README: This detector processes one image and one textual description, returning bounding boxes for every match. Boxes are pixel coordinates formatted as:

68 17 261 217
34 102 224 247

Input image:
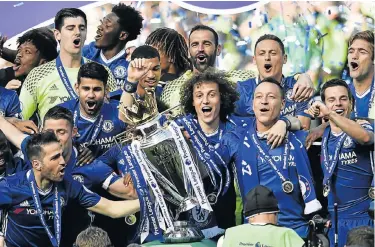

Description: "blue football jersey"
217 126 311 238
0 170 101 247
235 76 311 118
348 77 374 118
324 124 374 216
0 86 21 118
83 42 129 90
59 99 127 158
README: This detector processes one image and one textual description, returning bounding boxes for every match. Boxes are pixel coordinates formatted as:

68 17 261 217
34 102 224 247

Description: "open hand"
127 58 152 83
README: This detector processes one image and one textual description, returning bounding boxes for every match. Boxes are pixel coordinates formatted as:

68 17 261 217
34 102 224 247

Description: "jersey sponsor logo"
281 104 296 116
190 206 212 227
113 66 127 79
329 151 358 165
48 96 71 104
26 208 54 220
49 84 59 91
73 174 84 184
102 120 114 133
343 136 354 148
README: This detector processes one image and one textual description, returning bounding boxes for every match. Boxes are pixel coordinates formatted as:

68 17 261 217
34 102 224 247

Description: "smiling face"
138 57 161 89
13 42 44 78
95 13 123 49
54 17 87 56
254 39 286 81
75 77 106 117
348 39 374 82
323 86 352 118
192 81 221 127
253 82 285 128
37 142 66 182
189 30 221 73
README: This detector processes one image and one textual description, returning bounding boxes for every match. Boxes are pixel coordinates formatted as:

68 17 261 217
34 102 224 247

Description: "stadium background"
0 1 374 89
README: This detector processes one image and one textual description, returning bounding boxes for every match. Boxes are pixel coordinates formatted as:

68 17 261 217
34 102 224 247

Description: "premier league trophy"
116 88 211 243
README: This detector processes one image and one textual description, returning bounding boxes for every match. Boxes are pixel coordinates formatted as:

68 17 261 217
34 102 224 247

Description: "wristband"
279 116 291 130
123 79 138 93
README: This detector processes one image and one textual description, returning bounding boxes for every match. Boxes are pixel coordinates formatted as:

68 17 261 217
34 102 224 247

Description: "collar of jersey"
100 49 126 64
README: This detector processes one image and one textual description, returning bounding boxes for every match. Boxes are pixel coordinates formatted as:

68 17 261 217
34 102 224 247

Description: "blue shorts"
328 215 374 247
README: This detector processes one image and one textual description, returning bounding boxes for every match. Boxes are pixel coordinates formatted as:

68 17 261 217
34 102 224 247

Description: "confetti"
13 2 23 7
328 9 331 15
249 22 252 28
323 67 332 74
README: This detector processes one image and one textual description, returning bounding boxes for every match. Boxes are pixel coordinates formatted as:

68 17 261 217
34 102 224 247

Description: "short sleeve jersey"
0 170 100 247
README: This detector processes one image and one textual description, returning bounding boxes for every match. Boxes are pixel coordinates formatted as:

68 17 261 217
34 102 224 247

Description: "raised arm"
88 198 140 219
0 115 28 149
306 101 373 145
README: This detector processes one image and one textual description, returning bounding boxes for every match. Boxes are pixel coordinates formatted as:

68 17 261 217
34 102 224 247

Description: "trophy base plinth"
164 221 204 243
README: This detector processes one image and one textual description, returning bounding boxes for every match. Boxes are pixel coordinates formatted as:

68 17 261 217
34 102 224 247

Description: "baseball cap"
244 185 280 218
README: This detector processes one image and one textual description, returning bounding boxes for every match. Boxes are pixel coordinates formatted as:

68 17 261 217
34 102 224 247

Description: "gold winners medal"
125 214 137 225
282 181 294 194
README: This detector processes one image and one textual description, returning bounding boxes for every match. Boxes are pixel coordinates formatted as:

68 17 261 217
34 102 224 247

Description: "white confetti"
323 67 332 74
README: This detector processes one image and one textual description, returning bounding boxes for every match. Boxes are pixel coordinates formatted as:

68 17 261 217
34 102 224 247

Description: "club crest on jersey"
286 89 293 101
102 120 114 133
298 175 311 200
190 206 212 227
73 175 84 184
343 136 353 148
114 66 127 79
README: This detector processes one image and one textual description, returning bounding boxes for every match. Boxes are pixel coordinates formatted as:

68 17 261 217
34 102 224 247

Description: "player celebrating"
60 62 126 159
19 8 116 123
83 3 143 92
212 78 321 238
0 130 139 247
305 79 374 247
235 34 312 129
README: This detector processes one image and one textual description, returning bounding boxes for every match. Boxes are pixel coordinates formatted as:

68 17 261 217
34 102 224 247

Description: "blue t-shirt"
59 99 127 158
0 170 101 247
217 126 310 238
83 42 129 91
235 76 311 118
348 77 374 118
0 86 21 118
324 123 374 217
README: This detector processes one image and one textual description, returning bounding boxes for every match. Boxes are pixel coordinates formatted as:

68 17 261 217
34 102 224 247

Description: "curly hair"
145 28 191 75
112 4 143 41
181 69 239 122
17 27 57 61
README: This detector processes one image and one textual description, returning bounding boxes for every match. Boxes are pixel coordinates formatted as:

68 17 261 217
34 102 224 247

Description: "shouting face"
348 39 374 82
54 17 87 56
95 13 123 49
192 81 221 127
323 86 352 118
253 82 284 128
254 39 286 81
189 30 221 73
13 42 44 78
75 77 106 117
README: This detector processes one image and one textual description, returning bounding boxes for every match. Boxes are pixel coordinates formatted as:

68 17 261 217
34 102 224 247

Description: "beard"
190 51 217 73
